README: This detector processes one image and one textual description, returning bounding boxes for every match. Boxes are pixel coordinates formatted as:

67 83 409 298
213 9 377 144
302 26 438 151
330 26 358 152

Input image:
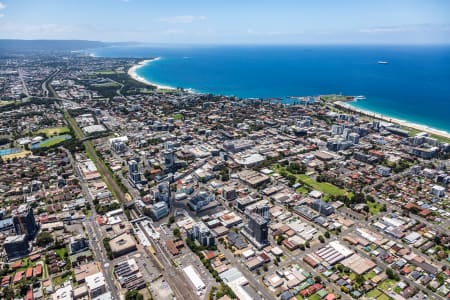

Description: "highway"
18 67 30 97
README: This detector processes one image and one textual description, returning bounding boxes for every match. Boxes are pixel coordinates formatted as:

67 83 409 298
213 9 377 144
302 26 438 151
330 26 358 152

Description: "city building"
69 236 89 255
187 222 215 247
311 199 335 216
85 272 107 299
128 160 142 187
430 185 446 197
4 235 30 260
12 204 38 239
188 191 216 212
109 233 137 258
242 213 269 249
222 186 237 201
376 165 391 177
149 201 169 221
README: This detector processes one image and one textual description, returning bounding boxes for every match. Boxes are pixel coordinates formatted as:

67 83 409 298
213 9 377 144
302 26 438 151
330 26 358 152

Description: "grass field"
37 126 70 137
298 174 350 197
91 82 121 88
92 70 125 75
273 164 350 197
35 135 71 148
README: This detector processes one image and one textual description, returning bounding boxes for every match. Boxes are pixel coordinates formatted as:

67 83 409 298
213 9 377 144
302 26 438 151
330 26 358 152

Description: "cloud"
246 28 304 37
359 26 406 33
162 29 185 35
158 15 207 24
0 2 6 10
358 23 449 34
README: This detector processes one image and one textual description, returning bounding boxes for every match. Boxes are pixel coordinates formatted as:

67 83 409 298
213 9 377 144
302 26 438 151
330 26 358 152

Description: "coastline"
124 56 450 141
335 101 450 140
127 58 175 90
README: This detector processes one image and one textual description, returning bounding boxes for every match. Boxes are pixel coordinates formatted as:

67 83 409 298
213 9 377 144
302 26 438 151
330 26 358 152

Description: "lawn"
378 279 397 291
366 289 382 298
272 164 351 197
364 270 376 281
367 201 383 215
52 272 72 287
91 82 120 88
55 247 68 259
376 294 391 300
172 113 184 120
296 186 310 195
36 135 71 148
92 70 125 75
36 126 70 137
308 294 321 300
298 174 350 197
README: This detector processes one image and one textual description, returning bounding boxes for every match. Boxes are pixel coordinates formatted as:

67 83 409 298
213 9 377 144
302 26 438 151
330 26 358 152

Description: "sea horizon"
94 44 450 134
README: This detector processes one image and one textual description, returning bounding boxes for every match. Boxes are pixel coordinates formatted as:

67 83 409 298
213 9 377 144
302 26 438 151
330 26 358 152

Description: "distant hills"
0 39 139 52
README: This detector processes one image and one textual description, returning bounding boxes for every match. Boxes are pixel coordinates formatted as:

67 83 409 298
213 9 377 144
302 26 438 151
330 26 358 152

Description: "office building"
69 236 89 255
85 272 107 299
4 235 30 260
12 204 38 239
149 202 169 221
188 222 215 247
311 199 335 216
154 181 171 206
242 213 269 249
188 191 215 212
128 160 142 186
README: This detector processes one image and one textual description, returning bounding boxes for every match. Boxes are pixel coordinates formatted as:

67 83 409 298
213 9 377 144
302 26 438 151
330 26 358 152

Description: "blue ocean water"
94 45 450 133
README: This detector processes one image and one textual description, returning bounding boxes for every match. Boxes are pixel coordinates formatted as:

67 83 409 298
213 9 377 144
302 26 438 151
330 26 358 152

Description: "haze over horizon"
0 0 450 45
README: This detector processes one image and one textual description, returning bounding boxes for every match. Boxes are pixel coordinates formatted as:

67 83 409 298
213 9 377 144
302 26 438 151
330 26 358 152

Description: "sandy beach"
335 101 450 140
127 57 175 90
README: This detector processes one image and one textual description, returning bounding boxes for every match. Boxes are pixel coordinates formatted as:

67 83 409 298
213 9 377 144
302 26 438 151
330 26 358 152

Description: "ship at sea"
378 61 389 64
354 95 366 100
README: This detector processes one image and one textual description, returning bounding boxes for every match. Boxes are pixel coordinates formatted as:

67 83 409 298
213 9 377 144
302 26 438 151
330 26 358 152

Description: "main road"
61 147 120 300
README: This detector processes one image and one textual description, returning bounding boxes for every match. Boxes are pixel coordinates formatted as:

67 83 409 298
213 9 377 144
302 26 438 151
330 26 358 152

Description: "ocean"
94 45 450 133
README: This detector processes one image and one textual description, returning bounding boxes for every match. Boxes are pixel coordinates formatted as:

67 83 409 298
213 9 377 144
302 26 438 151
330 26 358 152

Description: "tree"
36 231 54 247
1 286 14 300
276 235 285 245
318 235 325 243
355 274 365 285
125 290 144 300
385 268 399 281
168 215 175 225
324 231 331 239
314 276 322 283
173 228 181 239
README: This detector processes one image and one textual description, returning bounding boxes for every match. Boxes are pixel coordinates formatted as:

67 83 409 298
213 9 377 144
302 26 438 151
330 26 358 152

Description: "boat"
354 95 366 100
378 61 389 64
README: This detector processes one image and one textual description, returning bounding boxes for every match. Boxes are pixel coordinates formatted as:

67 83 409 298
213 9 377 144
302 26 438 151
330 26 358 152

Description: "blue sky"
0 0 449 44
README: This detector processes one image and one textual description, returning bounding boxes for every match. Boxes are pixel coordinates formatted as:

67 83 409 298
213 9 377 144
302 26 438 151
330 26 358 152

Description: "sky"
0 0 449 44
